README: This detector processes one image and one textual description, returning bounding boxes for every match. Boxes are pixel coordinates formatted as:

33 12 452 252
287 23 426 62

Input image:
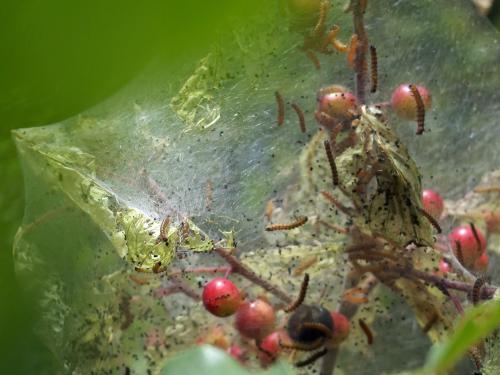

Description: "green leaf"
422 294 500 375
159 345 294 375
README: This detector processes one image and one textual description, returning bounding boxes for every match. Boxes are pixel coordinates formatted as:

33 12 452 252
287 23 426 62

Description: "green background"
0 1 499 373
0 1 265 373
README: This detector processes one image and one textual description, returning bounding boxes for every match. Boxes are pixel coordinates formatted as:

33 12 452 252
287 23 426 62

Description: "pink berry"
422 189 444 219
449 225 487 267
330 312 350 346
474 253 489 272
438 259 451 274
202 278 242 317
318 91 358 120
234 299 276 340
391 84 432 120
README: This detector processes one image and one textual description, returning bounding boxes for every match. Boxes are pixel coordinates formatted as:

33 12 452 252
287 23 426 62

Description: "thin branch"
351 0 369 104
320 273 378 375
214 247 293 304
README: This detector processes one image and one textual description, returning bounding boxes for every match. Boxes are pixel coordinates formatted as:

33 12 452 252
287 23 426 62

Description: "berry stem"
155 276 201 301
214 247 293 304
167 266 232 277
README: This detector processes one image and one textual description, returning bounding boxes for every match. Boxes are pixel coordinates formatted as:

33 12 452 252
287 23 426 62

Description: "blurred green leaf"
159 345 294 375
422 296 500 375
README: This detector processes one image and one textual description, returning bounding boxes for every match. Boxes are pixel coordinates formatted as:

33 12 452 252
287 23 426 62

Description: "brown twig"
214 247 293 303
351 0 369 103
320 273 378 375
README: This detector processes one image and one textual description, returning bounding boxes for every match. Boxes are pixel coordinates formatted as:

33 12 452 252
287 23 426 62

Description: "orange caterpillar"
409 84 425 135
347 34 359 68
265 216 308 231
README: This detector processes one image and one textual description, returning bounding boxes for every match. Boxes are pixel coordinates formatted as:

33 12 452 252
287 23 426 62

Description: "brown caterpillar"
369 45 378 93
264 200 274 221
422 313 438 333
284 273 310 313
323 140 339 186
312 0 329 38
275 91 285 126
468 347 483 372
472 277 485 305
455 240 465 265
119 295 134 330
469 222 482 253
295 348 328 368
265 216 308 232
358 319 373 345
293 255 318 277
204 179 213 211
159 216 171 241
279 337 324 351
419 208 442 233
305 50 321 70
409 84 425 135
291 103 307 133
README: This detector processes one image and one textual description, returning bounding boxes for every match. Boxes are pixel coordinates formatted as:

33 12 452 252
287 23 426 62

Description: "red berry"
234 299 276 340
422 189 444 219
330 312 350 346
227 345 247 363
391 84 432 120
449 225 487 267
259 331 282 367
318 91 358 120
474 253 489 272
438 258 451 274
202 278 242 317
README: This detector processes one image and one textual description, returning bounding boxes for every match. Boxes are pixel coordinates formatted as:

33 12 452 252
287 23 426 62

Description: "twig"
320 273 378 375
351 0 369 104
214 247 293 303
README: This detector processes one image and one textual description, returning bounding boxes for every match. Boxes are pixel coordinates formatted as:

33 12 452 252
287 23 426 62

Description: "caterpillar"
409 84 425 135
472 277 485 305
305 50 321 70
419 208 442 233
291 103 307 133
358 319 373 345
284 273 310 313
265 216 308 231
422 313 438 333
369 45 378 93
323 140 339 186
293 255 318 277
295 348 328 368
159 216 171 241
469 223 482 253
275 91 285 126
